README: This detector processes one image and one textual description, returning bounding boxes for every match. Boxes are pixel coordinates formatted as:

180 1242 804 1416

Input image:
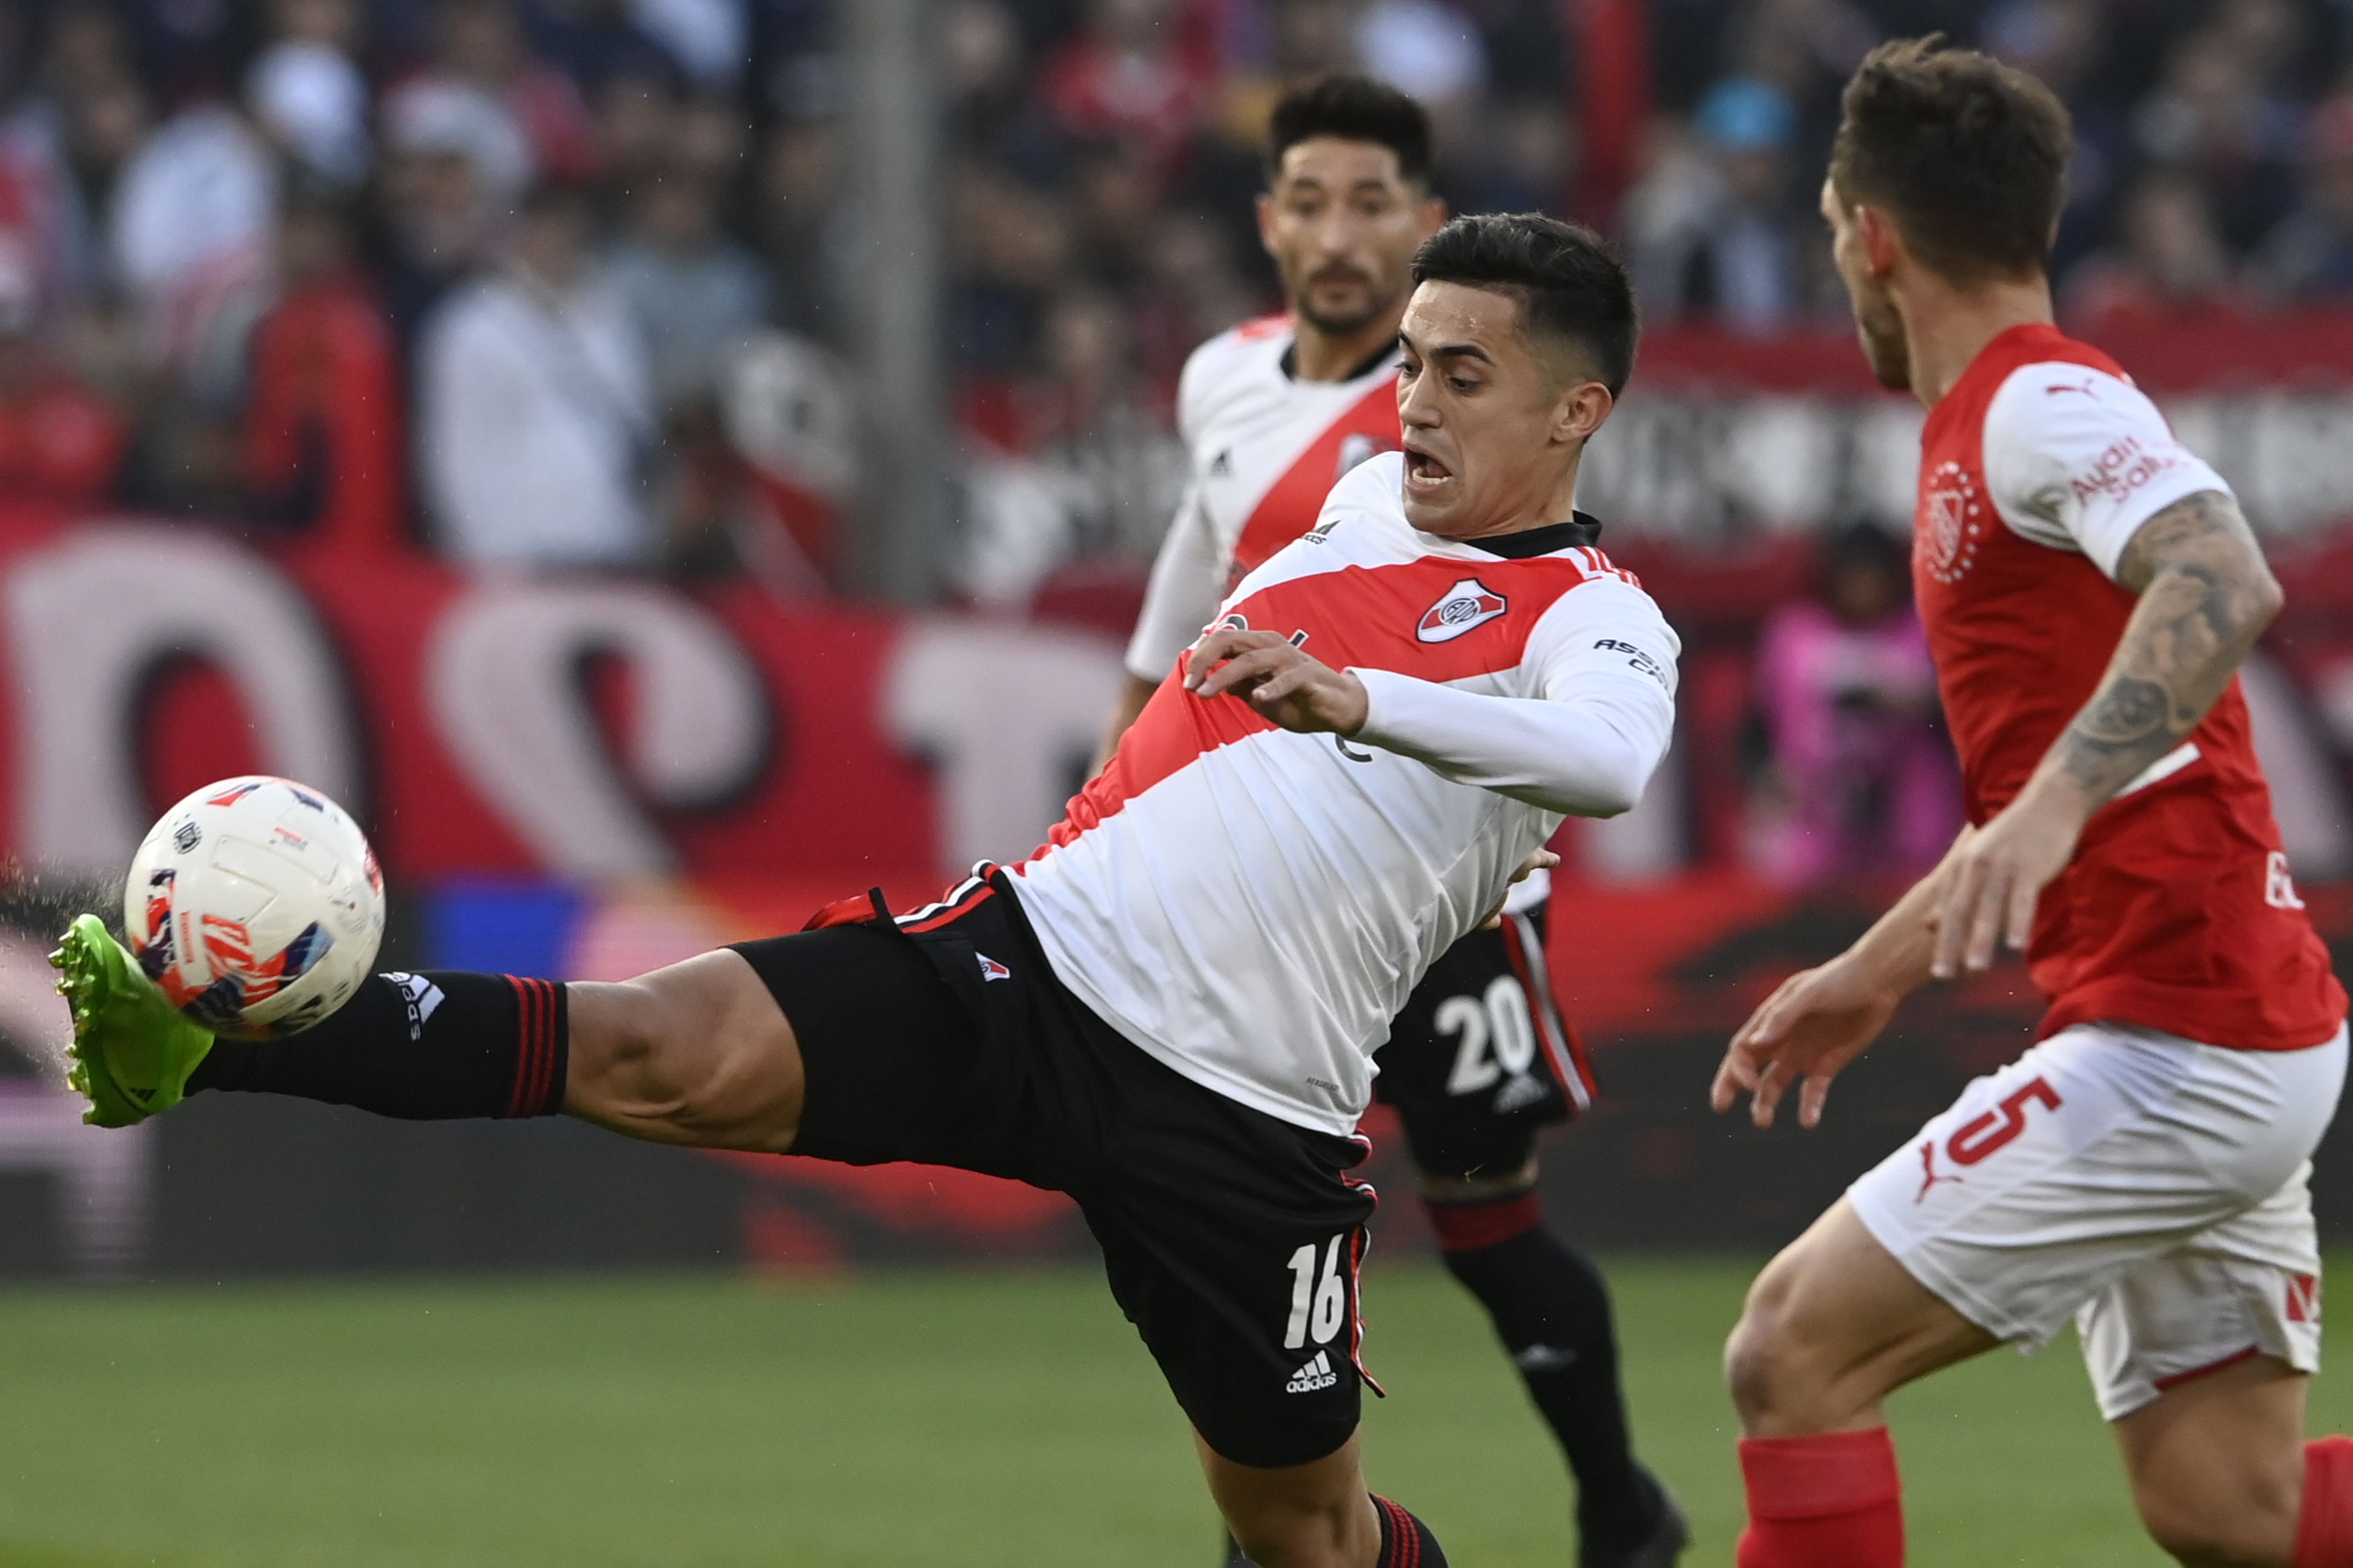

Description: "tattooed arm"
1927 489 2284 977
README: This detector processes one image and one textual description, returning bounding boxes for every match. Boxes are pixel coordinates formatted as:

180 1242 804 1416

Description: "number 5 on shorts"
1283 1235 1349 1350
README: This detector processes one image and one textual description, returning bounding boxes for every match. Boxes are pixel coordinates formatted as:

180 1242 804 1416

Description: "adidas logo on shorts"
1285 1350 1339 1394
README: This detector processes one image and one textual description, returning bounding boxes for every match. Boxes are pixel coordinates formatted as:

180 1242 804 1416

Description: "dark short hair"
1409 213 1638 395
1265 74 1433 188
1830 36 2071 283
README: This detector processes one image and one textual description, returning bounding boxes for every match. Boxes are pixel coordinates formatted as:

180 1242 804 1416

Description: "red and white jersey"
1123 315 1403 683
1014 453 1679 1135
1915 323 2344 1051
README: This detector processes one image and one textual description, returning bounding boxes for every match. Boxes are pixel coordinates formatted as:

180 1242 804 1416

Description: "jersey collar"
1279 335 1402 384
1454 511 1605 559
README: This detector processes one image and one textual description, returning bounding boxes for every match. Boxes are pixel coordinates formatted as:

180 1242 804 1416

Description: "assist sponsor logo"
1416 579 1508 643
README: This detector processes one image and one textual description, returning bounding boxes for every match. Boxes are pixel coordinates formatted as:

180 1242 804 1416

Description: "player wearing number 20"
1711 39 2350 1568
54 212 1677 1568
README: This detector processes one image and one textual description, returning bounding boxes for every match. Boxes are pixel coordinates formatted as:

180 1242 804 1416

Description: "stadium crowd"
2 0 2351 886
1 0 2352 577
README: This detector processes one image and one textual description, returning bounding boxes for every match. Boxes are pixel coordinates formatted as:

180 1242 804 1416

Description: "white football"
123 776 386 1040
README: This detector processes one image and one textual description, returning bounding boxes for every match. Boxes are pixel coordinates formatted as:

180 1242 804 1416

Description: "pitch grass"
1 1258 2347 1567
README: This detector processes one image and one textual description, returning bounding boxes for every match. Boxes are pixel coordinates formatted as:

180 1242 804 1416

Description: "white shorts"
1849 1019 2346 1421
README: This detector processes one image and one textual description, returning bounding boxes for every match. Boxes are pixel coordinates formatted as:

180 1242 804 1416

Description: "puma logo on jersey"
1417 579 1507 643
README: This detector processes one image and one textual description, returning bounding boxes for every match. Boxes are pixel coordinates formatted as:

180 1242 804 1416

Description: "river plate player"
1710 39 2352 1568
1101 76 1686 1568
54 213 1679 1568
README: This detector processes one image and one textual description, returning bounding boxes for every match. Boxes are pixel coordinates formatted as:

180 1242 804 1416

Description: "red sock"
2297 1436 2353 1567
1737 1428 1904 1568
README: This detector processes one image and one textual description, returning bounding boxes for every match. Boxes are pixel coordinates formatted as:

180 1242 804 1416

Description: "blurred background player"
56 213 1680 1568
1711 38 2350 1568
1101 76 1684 1568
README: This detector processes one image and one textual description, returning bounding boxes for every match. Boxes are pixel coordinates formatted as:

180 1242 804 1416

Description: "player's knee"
2139 1494 2295 1568
2134 1464 2299 1568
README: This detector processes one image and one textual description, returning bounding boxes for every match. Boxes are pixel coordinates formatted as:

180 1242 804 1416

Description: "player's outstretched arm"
1930 489 2283 977
1713 830 1972 1129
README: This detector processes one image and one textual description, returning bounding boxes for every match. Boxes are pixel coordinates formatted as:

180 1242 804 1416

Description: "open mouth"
1404 447 1453 487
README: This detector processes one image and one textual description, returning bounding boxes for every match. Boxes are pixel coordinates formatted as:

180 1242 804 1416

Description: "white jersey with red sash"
1015 454 1679 1135
1914 323 2344 1050
1123 315 1403 683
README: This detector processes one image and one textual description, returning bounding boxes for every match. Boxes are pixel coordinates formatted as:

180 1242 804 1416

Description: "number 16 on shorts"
1284 1234 1353 1350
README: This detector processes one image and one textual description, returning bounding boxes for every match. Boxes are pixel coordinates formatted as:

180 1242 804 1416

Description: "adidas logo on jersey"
1416 579 1508 643
977 954 1012 982
1285 1350 1339 1394
382 971 445 1042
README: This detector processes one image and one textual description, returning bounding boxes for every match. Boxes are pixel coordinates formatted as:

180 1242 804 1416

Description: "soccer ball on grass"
124 776 385 1040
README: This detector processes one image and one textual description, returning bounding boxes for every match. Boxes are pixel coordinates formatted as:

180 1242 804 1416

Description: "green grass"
0 1257 2346 1566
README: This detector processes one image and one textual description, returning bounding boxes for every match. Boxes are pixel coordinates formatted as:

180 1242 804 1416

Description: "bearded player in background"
1103 77 1684 1568
1711 38 2350 1568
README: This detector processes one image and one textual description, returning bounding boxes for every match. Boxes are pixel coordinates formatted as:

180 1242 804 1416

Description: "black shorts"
731 874 1379 1469
1373 907 1595 1183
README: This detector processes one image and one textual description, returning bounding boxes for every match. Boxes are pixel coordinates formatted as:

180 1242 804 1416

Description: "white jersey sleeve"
1124 477 1223 681
1981 362 2233 581
1351 576 1679 816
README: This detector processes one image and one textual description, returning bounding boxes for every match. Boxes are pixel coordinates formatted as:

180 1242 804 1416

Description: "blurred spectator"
2130 19 2301 251
2253 95 2353 303
387 0 599 188
2063 169 2245 329
1625 77 1805 333
0 257 124 507
749 113 836 340
629 0 749 89
1747 524 1958 889
604 173 766 411
1039 0 1211 173
376 77 531 346
951 165 1071 380
1979 0 2122 274
1354 0 1485 112
417 184 653 567
246 0 372 188
243 186 405 548
106 94 274 366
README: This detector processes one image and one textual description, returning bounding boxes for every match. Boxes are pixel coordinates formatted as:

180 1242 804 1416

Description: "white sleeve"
1981 361 2233 581
1124 477 1225 681
1349 578 1680 816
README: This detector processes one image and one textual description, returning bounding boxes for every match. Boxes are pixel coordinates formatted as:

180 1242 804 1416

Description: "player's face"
1394 281 1609 540
1821 179 1911 391
1258 138 1443 339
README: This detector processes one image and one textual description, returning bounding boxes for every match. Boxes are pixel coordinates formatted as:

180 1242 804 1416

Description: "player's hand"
1712 954 1901 1130
1927 782 2087 979
1185 627 1369 736
1478 849 1560 929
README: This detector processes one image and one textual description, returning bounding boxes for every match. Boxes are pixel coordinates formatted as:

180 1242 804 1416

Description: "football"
122 776 386 1040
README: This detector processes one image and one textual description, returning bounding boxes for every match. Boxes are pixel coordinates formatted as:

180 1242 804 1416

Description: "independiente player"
1102 75 1683 1568
1711 38 2351 1568
56 214 1679 1568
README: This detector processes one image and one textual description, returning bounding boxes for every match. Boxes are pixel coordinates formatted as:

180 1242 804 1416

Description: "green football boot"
48 914 216 1128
